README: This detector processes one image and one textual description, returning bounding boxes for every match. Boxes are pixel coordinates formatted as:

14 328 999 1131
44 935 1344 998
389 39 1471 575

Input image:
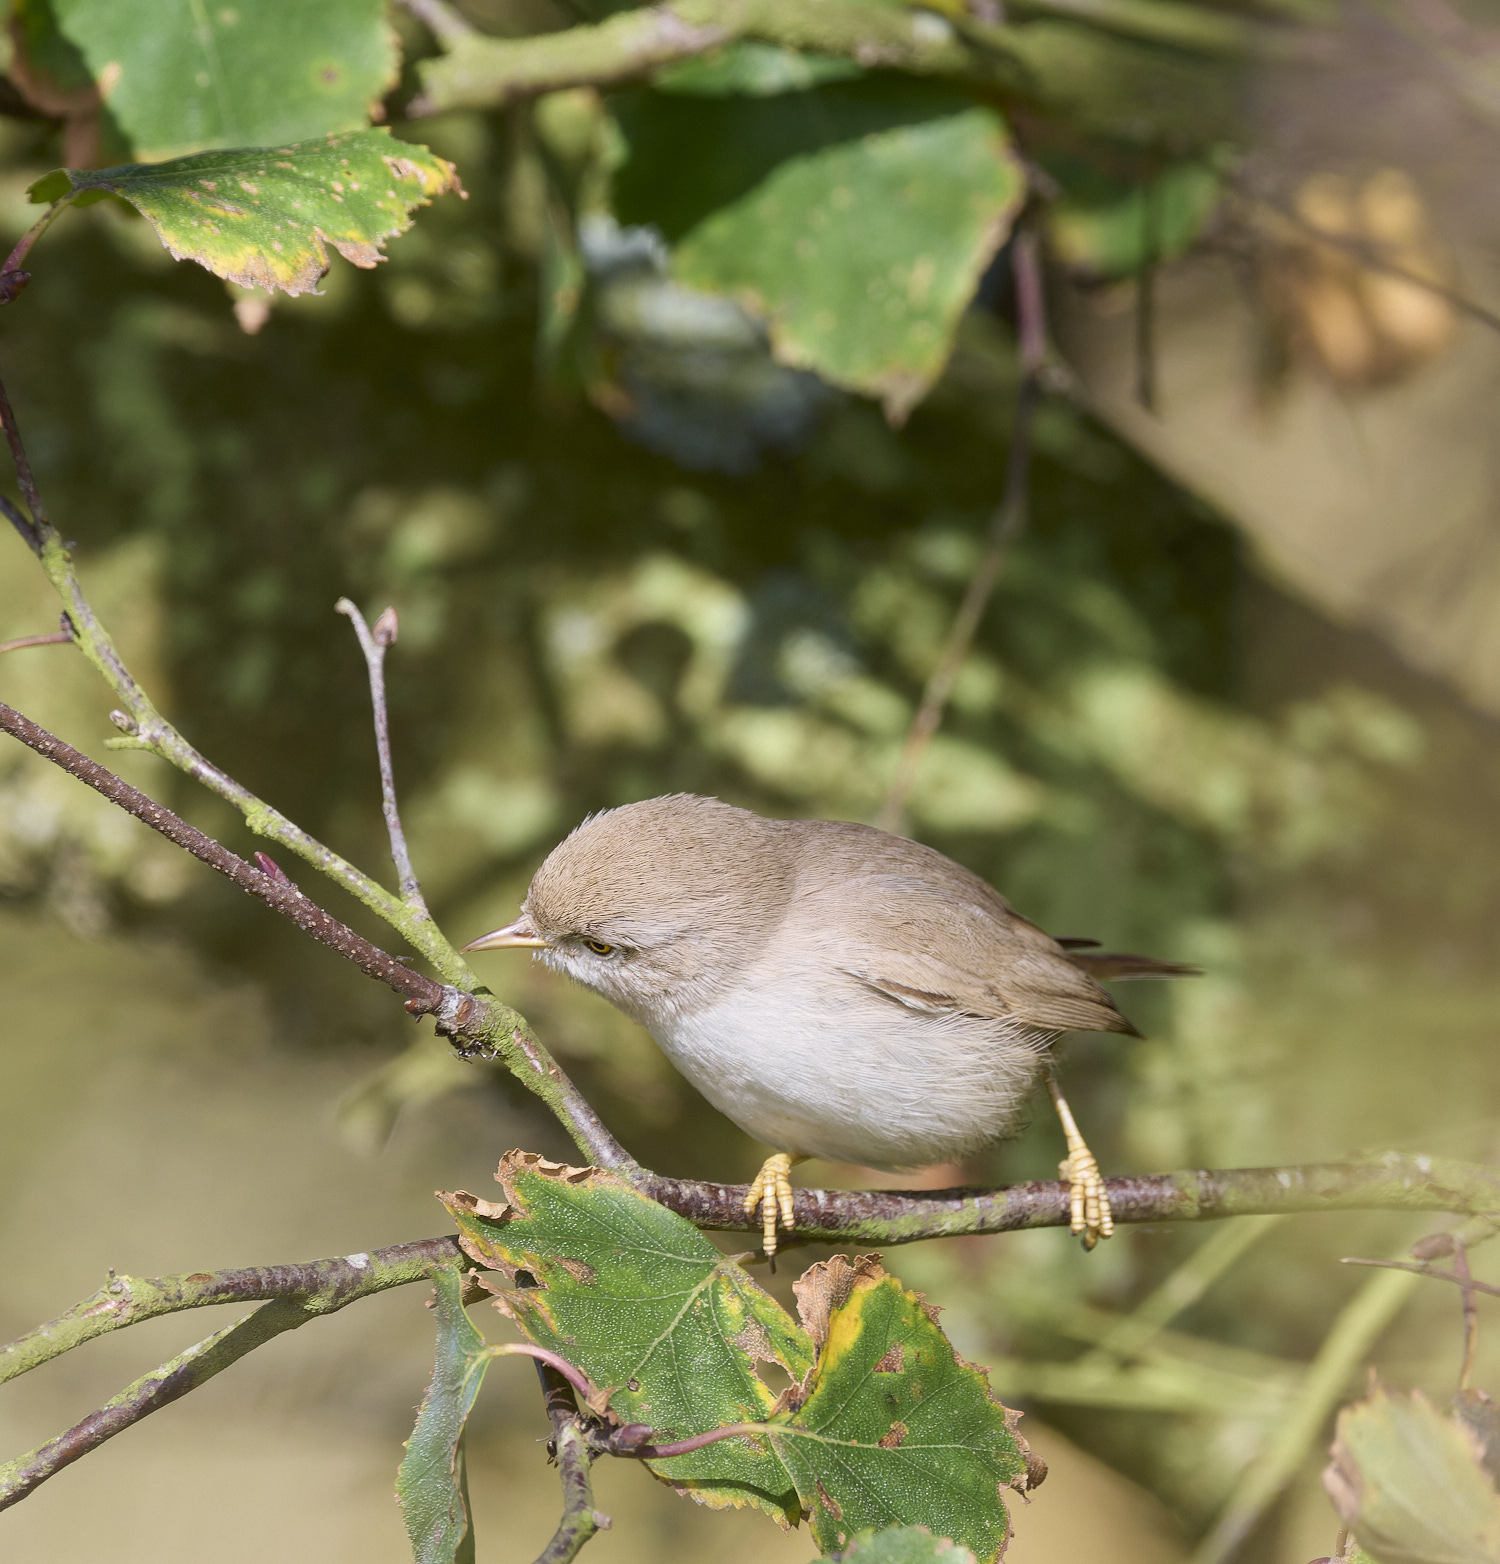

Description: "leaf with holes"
1324 1382 1500 1564
767 1256 1035 1562
27 129 460 296
440 1153 813 1522
11 0 397 161
396 1264 487 1564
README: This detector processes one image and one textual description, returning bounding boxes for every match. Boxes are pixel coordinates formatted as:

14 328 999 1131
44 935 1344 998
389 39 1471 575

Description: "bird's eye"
583 938 614 956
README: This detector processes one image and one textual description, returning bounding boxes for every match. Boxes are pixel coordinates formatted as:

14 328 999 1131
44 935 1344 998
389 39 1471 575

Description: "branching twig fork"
0 698 452 1013
0 1237 468 1511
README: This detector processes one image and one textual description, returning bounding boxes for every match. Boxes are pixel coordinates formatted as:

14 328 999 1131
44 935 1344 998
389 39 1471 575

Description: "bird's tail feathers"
1065 951 1202 981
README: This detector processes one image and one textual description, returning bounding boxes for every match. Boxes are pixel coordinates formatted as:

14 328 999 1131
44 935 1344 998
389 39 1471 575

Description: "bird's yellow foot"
743 1153 801 1263
1058 1143 1114 1251
1046 1068 1114 1251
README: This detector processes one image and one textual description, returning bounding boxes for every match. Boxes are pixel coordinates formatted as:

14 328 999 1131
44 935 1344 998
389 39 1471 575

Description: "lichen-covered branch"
0 1239 465 1388
532 1363 611 1564
6 1155 1494 1391
0 1238 465 1509
0 1152 1489 1513
415 0 984 113
0 365 468 980
640 1152 1500 1247
0 699 450 1010
413 0 1276 117
0 700 632 1169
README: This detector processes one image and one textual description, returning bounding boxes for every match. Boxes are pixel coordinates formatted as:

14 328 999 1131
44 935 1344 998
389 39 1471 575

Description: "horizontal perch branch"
413 0 1278 117
2 1152 1487 1506
7 1153 1491 1391
642 1151 1500 1246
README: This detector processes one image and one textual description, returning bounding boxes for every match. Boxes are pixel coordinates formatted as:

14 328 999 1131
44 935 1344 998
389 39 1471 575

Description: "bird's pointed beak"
462 914 551 953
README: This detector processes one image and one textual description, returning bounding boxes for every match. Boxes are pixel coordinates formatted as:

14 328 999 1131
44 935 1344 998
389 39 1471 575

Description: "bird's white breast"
650 964 1052 1169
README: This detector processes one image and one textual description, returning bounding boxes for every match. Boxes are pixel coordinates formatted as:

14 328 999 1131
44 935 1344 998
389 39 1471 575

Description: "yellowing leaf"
768 1256 1035 1563
440 1152 811 1522
1325 1382 1500 1564
28 129 460 297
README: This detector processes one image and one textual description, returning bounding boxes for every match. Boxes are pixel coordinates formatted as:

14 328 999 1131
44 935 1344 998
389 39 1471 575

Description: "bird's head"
462 794 793 1025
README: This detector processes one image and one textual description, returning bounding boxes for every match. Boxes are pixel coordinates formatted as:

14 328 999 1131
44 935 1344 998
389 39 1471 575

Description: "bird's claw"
1059 1146 1113 1251
743 1153 798 1263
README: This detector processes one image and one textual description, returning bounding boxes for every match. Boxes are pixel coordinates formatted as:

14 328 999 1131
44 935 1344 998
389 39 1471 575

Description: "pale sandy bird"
464 794 1195 1256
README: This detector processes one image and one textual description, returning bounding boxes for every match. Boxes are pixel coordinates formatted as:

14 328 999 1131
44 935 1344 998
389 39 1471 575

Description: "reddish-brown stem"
0 698 448 1012
0 628 72 656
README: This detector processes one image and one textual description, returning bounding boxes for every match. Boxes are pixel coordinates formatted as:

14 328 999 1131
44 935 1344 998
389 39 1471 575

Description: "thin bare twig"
1342 1254 1500 1303
336 599 426 905
0 490 40 552
0 1237 465 1509
0 200 70 295
0 697 452 1012
0 627 71 656
876 227 1046 833
1455 1241 1480 1391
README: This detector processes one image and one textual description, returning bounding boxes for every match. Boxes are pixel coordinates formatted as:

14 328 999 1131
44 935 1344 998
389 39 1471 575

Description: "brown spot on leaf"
874 1343 905 1373
627 1377 640 1392
555 1256 597 1284
878 1420 908 1449
730 1318 775 1365
814 1480 842 1520
793 1253 885 1348
769 1381 808 1415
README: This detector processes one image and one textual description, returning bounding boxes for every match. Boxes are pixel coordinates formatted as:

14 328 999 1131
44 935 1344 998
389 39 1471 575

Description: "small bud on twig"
253 851 295 888
373 606 399 648
108 710 137 734
1412 1231 1458 1261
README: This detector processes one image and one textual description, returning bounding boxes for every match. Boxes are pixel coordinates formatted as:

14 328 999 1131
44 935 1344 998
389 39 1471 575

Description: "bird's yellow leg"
1046 1067 1114 1251
743 1153 805 1262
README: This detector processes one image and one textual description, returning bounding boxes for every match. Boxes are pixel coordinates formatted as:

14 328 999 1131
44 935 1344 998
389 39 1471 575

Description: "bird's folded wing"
802 870 1134 1037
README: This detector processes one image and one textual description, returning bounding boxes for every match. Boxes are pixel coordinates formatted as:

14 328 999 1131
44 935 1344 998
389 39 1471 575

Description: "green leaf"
654 41 863 97
26 129 460 297
396 1265 488 1564
1324 1382 1500 1564
13 0 397 161
811 1525 979 1563
441 1152 813 1522
667 103 1024 420
1044 158 1222 280
770 1257 1033 1563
